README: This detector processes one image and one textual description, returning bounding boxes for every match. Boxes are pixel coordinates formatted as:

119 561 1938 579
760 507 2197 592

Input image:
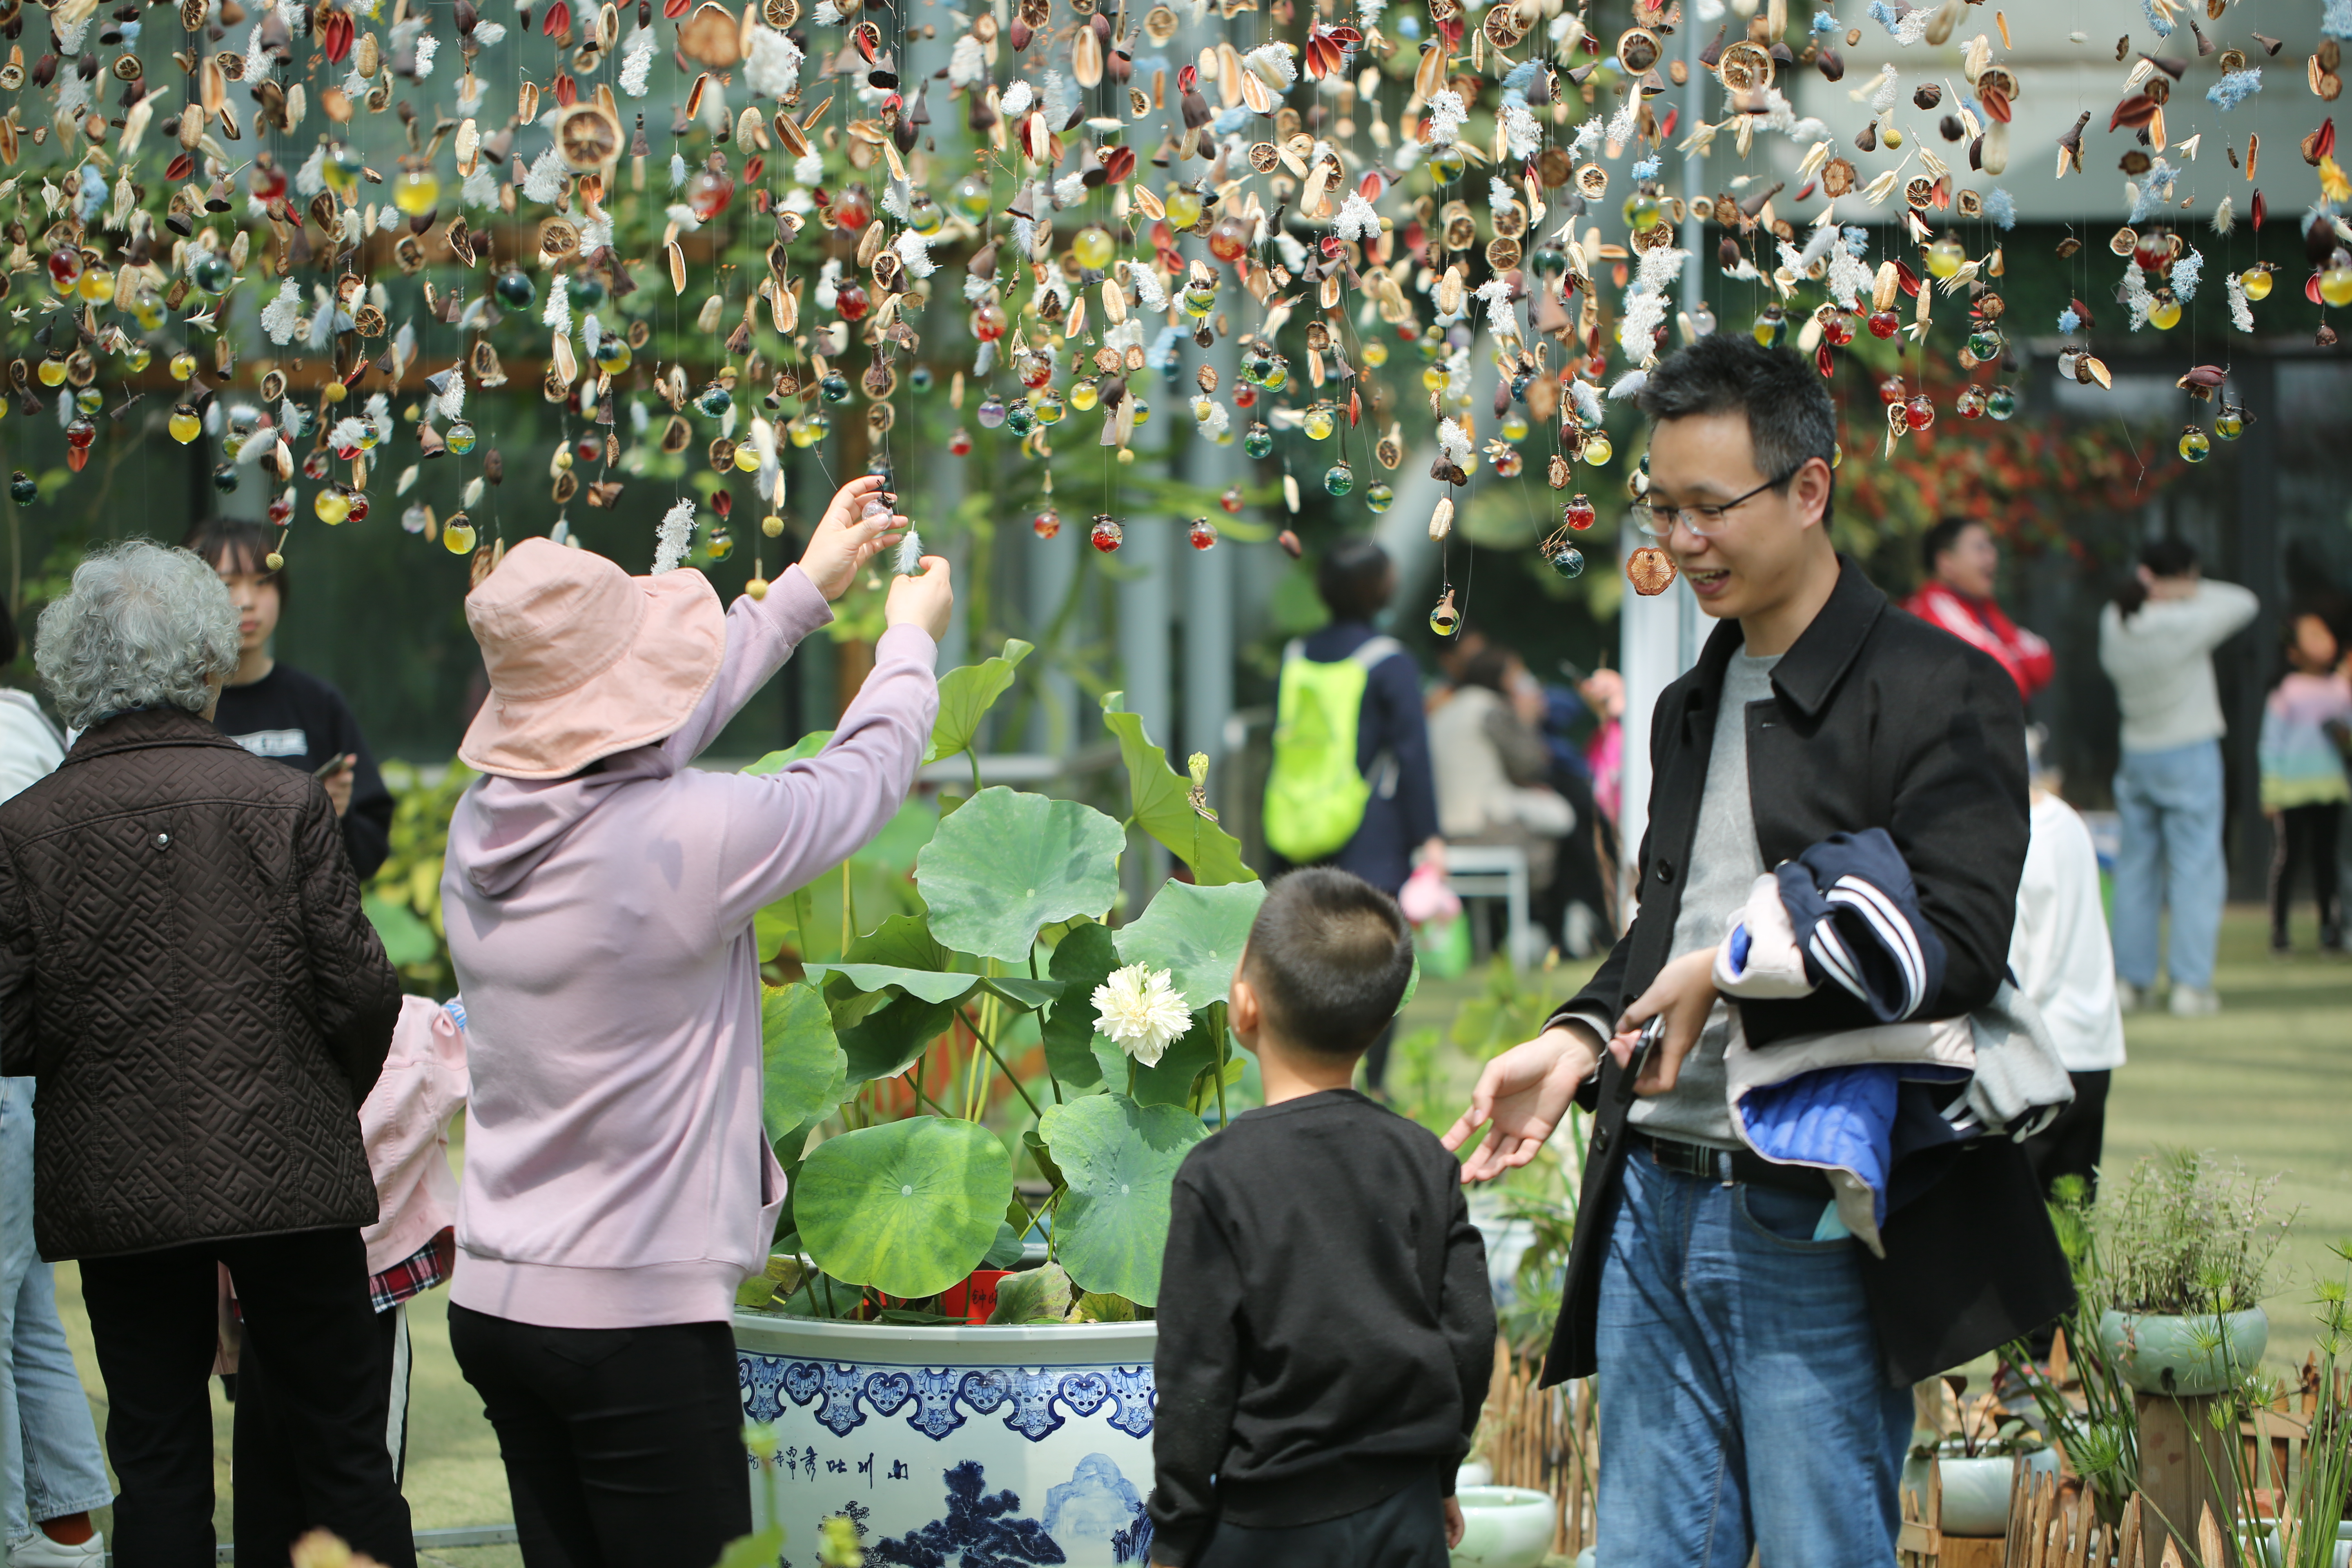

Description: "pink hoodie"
441 564 938 1329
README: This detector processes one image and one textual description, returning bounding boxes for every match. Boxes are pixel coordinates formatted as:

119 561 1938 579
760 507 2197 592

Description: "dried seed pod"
1626 546 1678 596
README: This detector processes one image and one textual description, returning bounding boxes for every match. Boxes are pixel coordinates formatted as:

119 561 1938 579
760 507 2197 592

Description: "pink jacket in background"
362 993 469 1276
441 564 939 1330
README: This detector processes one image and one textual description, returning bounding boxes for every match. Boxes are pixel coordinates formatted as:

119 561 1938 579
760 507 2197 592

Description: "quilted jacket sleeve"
0 844 31 1076
293 783 402 1107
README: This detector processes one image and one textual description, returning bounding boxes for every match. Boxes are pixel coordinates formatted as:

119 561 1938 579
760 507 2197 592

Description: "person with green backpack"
1262 541 1445 1087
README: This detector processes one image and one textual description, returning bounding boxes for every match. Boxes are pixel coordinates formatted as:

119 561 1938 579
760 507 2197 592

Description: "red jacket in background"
1903 579 2056 702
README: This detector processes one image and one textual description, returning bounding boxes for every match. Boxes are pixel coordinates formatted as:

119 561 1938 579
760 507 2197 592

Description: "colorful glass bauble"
1955 385 1988 420
1182 283 1218 318
1924 234 1965 279
1426 146 1467 183
1188 517 1218 550
2178 424 2210 463
567 274 607 309
1207 217 1250 263
445 419 478 455
1243 422 1273 459
1303 405 1336 441
443 517 477 554
1032 508 1061 539
212 463 239 494
1005 399 1036 436
705 524 734 561
1547 543 1586 579
323 143 364 196
8 472 33 506
1866 309 1900 340
831 184 874 230
954 173 993 218
1220 485 1244 514
1904 394 1935 431
76 265 111 303
1129 398 1152 426
1258 359 1290 393
970 303 1008 341
131 294 166 330
1877 373 1907 405
1069 378 1101 412
693 383 733 418
1361 338 1390 368
1428 592 1461 637
1164 185 1203 228
1073 226 1116 271
976 395 1007 429
393 169 440 216
1232 385 1257 410
1623 189 1662 229
168 405 202 444
1035 391 1066 425
2320 258 2352 307
1500 412 1530 442
70 387 100 417
2215 403 2245 440
1529 246 1570 281
191 254 233 293
1751 306 1787 348
1090 516 1123 552
63 417 94 452
1420 365 1447 394
314 488 352 525
2148 292 2183 330
301 448 333 481
2134 231 2172 274
2241 266 2274 301
1821 311 1855 347
1490 448 1523 479
267 492 295 526
495 269 537 309
910 365 935 392
167 350 196 381
1582 432 1614 466
1324 462 1354 497
1564 494 1597 531
1986 385 2018 421
820 372 851 404
789 413 829 447
734 444 762 473
906 194 944 237
835 283 870 321
1967 329 2003 360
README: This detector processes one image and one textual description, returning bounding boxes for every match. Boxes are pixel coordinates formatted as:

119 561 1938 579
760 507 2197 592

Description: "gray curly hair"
36 541 240 733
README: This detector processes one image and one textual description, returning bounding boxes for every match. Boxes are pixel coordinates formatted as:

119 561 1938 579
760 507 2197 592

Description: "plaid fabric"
369 1228 455 1314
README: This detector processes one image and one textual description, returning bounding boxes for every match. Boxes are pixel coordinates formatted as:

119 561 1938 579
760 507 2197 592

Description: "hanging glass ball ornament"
212 463 239 494
2241 265 2274 301
1220 485 1245 514
168 404 202 444
8 472 34 506
1032 507 1062 539
567 273 607 310
1207 216 1250 263
2148 290 2183 330
2320 253 2352 306
1426 146 1468 183
1878 373 1907 405
1366 482 1395 513
77 264 111 304
1986 385 2018 421
1500 412 1531 443
733 443 762 473
954 173 993 218
1904 394 1936 431
907 194 945 236
267 491 295 526
831 183 875 229
1005 398 1036 436
705 524 735 561
2215 402 2246 440
1490 448 1524 479
1073 226 1116 271
1547 543 1586 579
835 282 871 322
2133 229 2173 275
1622 187 1662 229
168 350 198 381
45 246 82 295
790 412 830 446
1090 516 1124 552
1428 590 1461 637
1129 398 1152 426
1564 494 1597 531
1232 384 1258 410
1013 350 1052 390
693 383 733 418
1164 185 1204 227
2178 424 2211 463
323 142 365 197
1967 328 2004 360
1188 517 1219 550
1925 233 1966 279
1582 431 1615 466
1866 309 1901 340
976 395 1008 429
817 372 851 405
191 254 233 293
445 419 478 455
72 387 102 417
1182 281 1218 318
1303 404 1336 441
1324 462 1355 497
1035 390 1066 425
1243 422 1274 459
1361 337 1391 368
443 514 477 554
1530 246 1570 281
969 303 1009 341
393 167 441 216
595 339 633 374
1751 305 1787 348
495 269 537 309
1955 385 1988 420
1069 378 1102 412
314 488 352 525
1821 310 1855 347
1260 358 1291 393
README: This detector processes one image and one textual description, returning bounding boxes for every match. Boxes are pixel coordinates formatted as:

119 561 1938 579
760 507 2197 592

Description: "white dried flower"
1426 89 1467 146
619 28 655 96
744 26 802 99
259 278 303 345
1334 189 1379 241
521 146 565 204
1091 963 1192 1067
653 497 696 574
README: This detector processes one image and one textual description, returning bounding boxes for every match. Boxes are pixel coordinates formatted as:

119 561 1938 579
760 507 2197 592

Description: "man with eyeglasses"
1443 334 2070 1566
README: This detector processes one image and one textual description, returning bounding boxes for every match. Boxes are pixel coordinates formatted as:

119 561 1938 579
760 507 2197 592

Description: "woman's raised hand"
799 474 909 601
885 557 954 641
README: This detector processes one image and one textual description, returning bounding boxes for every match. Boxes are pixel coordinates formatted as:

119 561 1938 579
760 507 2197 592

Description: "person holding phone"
183 519 394 878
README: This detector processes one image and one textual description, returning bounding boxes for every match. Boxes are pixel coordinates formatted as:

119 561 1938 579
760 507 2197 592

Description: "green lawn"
36 905 2352 1557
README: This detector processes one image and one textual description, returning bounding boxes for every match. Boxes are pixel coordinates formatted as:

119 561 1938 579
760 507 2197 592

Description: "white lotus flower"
1092 963 1191 1068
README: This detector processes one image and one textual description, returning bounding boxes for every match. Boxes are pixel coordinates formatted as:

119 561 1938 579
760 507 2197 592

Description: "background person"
183 519 395 879
1427 646 1575 955
1261 539 1443 1089
0 600 111 1568
2099 537 2260 1016
1903 516 2055 703
1 541 410 1567
2259 607 2352 954
440 478 949 1568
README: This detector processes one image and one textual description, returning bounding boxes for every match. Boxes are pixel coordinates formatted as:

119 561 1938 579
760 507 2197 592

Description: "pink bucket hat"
458 538 727 780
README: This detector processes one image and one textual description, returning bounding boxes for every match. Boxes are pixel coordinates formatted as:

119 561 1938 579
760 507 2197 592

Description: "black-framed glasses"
1631 463 1807 540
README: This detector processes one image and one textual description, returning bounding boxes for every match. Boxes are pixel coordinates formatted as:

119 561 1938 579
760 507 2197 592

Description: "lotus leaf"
927 638 1034 764
914 787 1124 962
1100 696 1257 887
1114 879 1267 1009
1039 1093 1206 1305
760 982 850 1142
794 1117 1012 1299
1041 922 1120 1091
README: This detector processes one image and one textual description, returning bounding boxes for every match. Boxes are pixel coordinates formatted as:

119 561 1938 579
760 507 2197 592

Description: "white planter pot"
1930 1449 2060 1537
1451 1485 1555 1568
735 1310 1159 1567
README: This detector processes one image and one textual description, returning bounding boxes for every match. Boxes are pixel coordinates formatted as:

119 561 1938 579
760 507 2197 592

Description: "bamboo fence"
1477 1337 1601 1558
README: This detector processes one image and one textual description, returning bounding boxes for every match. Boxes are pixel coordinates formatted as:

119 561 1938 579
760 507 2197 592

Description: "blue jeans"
2111 739 2227 991
1 1077 114 1540
1595 1147 1913 1568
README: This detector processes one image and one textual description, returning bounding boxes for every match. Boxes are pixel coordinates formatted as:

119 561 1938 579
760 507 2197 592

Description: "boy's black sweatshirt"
1146 1089 1494 1564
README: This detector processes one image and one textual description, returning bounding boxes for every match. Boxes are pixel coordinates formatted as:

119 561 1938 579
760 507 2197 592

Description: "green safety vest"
1262 635 1402 864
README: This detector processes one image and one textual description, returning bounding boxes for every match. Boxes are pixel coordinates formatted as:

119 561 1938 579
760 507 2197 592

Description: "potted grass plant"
1902 1374 2058 1537
731 641 1277 1568
2093 1152 2289 1398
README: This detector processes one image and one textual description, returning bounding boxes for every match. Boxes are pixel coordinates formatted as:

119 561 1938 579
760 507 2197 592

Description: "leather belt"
1639 1132 1833 1196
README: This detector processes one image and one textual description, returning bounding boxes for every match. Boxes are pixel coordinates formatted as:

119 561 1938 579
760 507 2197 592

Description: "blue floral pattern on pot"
743 1356 1156 1443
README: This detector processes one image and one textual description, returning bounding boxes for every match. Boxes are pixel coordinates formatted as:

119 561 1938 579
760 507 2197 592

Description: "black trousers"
448 1304 750 1568
235 1296 412 1568
2023 1070 2112 1359
78 1227 416 1568
2268 802 2344 947
1189 1472 1450 1568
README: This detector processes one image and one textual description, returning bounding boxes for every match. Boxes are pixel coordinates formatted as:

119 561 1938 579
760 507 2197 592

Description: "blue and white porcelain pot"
736 1310 1159 1567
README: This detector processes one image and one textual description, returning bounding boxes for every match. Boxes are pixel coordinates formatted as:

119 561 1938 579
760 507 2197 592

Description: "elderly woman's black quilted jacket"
0 706 401 1260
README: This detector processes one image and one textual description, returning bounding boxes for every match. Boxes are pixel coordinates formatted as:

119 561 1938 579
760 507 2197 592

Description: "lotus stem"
963 1007 1041 1119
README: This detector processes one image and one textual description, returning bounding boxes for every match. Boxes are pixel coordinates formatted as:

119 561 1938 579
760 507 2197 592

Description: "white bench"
1439 843 1543 971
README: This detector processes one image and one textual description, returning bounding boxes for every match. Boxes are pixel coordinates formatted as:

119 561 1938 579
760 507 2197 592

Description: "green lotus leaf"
1039 1093 1206 1306
1125 1008 1223 1109
760 983 850 1143
1099 696 1257 887
978 977 1064 1013
1114 879 1267 1009
837 993 955 1084
988 1260 1074 1325
927 638 1034 764
914 787 1125 963
803 964 980 1005
794 1117 1012 1299
742 730 835 776
1041 922 1120 1091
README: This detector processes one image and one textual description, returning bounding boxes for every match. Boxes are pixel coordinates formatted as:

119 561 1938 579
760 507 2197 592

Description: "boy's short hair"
1241 868 1415 1057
